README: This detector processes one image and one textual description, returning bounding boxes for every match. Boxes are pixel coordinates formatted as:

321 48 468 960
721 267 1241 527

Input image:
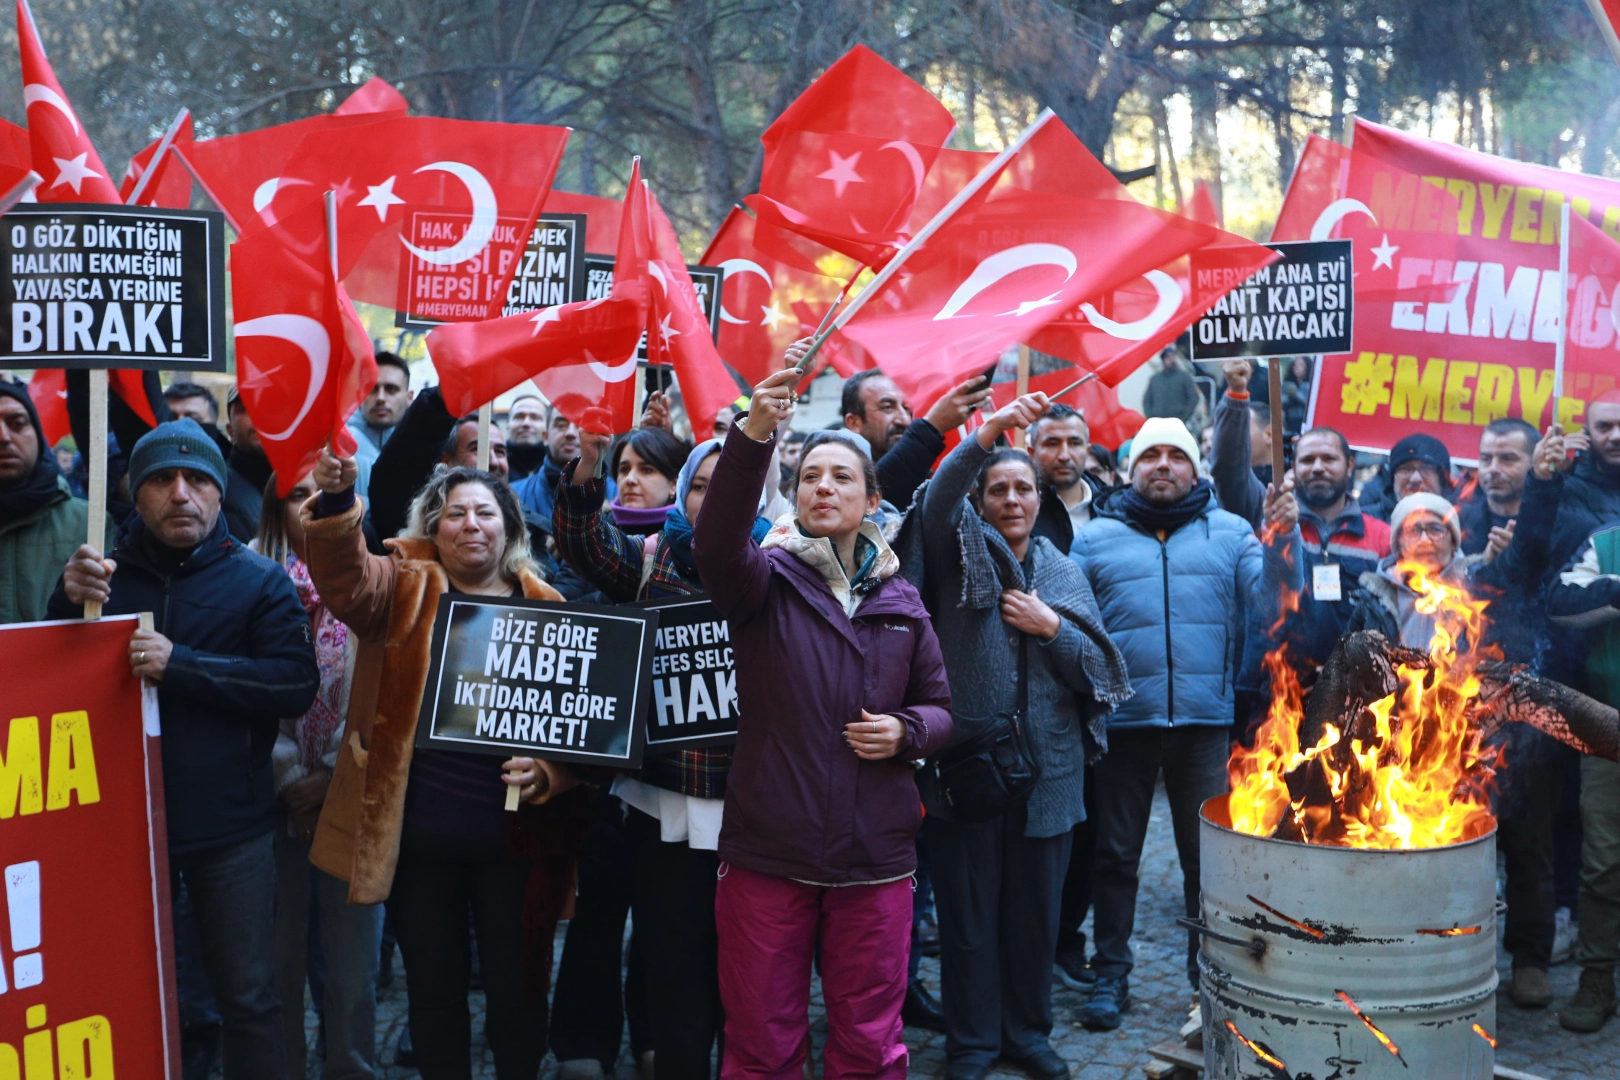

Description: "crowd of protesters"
4 334 1620 1080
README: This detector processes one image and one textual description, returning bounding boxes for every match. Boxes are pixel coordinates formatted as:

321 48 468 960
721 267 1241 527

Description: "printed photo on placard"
415 594 658 768
633 594 738 751
0 203 227 370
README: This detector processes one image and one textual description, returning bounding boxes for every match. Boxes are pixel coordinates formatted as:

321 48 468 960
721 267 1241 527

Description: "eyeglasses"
1400 521 1451 541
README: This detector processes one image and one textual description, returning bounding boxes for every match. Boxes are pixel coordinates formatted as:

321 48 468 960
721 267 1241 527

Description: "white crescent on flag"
1310 198 1377 241
717 259 772 324
400 161 498 266
879 141 927 196
253 176 313 224
1080 271 1183 341
235 314 331 441
586 348 640 383
23 84 78 134
933 243 1078 321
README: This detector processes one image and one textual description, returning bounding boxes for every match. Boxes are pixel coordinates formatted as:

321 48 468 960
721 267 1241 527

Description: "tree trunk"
668 0 735 232
1189 79 1222 221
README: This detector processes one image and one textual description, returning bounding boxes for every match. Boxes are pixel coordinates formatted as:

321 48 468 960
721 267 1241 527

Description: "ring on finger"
136 649 146 664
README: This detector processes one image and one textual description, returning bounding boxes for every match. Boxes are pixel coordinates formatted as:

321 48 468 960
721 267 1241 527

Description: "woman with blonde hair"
302 449 578 1080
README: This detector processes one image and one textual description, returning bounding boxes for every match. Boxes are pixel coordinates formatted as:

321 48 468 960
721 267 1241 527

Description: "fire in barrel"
1200 563 1620 1078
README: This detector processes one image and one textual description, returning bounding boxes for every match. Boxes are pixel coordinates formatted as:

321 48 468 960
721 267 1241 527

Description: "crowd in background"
2 333 1620 1080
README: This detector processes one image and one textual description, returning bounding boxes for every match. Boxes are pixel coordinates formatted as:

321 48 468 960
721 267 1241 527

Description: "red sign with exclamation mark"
0 616 177 1076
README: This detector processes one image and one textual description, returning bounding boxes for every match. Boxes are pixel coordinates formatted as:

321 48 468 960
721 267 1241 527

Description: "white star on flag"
51 153 101 194
357 176 405 222
1009 294 1064 317
659 313 680 341
817 151 865 198
760 303 788 331
237 362 284 390
529 306 562 337
1370 234 1398 271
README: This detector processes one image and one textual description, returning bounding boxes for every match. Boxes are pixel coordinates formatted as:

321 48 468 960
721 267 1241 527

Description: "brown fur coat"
300 496 564 903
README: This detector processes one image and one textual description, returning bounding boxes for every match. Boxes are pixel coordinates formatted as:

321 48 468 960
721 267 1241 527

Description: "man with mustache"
48 418 319 1080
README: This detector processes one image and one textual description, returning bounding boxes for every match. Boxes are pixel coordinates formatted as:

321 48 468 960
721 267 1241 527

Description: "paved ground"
275 784 1620 1080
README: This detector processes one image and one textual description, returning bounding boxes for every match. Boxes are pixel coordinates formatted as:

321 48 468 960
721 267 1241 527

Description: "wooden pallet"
1142 1042 1549 1080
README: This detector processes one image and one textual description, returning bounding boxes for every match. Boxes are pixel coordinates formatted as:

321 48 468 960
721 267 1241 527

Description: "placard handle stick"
1268 356 1286 484
1013 346 1031 449
1554 199 1571 411
325 190 346 455
794 109 1056 372
125 108 190 206
505 777 522 812
478 403 493 473
84 368 108 620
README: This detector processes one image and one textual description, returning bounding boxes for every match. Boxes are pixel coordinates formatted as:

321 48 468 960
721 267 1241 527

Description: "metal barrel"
1198 796 1498 1079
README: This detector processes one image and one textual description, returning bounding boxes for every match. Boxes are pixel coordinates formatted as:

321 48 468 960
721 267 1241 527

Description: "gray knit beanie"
128 418 228 495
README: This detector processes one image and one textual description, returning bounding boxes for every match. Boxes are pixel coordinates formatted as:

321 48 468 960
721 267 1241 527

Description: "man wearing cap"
48 418 319 1080
0 381 104 624
1070 416 1300 1029
1363 432 1455 521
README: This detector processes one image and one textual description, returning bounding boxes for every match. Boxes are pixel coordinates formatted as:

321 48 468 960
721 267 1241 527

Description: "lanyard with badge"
1311 521 1342 602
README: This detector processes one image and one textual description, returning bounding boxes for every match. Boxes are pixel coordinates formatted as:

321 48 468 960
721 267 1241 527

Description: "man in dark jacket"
1029 403 1106 556
1070 417 1300 1029
221 388 274 543
50 419 319 1080
1363 432 1456 522
840 370 992 513
1460 418 1540 555
1141 348 1201 427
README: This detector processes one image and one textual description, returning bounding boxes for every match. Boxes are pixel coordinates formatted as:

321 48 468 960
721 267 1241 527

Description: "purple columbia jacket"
693 424 953 884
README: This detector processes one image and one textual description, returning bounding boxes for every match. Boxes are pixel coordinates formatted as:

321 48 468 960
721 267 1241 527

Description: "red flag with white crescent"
429 160 651 435
16 0 120 203
231 199 377 495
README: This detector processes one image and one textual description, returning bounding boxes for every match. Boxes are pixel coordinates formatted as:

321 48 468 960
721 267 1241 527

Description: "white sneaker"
1551 906 1578 966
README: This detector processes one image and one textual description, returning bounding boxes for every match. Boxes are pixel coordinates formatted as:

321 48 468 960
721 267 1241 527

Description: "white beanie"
1389 492 1461 551
1126 416 1201 474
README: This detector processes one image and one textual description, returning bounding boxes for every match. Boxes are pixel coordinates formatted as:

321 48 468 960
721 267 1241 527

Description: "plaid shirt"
551 466 732 799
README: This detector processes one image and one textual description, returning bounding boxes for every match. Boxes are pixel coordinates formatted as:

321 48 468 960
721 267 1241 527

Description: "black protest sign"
583 254 724 362
397 213 586 329
0 203 226 370
415 595 658 768
634 595 738 751
1188 239 1353 360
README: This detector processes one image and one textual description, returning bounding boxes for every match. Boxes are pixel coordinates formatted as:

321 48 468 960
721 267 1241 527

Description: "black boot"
902 977 947 1033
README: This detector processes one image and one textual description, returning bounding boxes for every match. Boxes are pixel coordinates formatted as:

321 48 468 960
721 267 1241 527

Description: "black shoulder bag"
929 633 1041 822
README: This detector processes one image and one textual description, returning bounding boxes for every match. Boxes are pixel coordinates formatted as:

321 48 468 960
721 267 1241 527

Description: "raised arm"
693 365 801 622
367 385 457 542
299 448 401 641
551 430 651 602
1210 362 1266 528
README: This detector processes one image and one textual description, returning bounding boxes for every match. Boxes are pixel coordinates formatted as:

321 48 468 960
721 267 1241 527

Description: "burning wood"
1231 562 1620 850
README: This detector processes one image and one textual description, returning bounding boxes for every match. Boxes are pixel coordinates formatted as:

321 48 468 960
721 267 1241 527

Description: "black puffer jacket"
48 513 319 853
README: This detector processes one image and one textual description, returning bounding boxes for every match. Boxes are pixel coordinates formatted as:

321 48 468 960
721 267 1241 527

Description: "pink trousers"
716 863 913 1080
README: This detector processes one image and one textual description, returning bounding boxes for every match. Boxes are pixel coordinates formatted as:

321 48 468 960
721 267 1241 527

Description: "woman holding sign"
552 430 770 1080
693 343 953 1080
301 454 579 1080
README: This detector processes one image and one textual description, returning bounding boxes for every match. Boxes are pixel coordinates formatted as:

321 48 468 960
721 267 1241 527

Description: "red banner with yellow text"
1279 121 1620 462
0 616 177 1077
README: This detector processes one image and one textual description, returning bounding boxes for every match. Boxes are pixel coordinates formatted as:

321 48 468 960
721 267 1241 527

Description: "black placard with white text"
397 213 586 329
0 203 227 370
634 594 738 751
1188 239 1353 360
414 595 658 767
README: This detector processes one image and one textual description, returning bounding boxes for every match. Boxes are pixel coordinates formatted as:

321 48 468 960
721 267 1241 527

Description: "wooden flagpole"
1268 357 1286 484
1554 199 1572 425
83 368 108 620
1013 346 1031 449
794 109 1057 372
0 170 41 216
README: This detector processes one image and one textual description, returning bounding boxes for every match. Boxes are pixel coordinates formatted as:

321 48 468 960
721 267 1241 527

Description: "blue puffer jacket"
1070 488 1298 729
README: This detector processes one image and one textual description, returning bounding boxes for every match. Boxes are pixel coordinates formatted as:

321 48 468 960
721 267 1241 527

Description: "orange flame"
1472 1022 1496 1048
1337 990 1403 1057
1224 1019 1287 1070
1228 562 1499 849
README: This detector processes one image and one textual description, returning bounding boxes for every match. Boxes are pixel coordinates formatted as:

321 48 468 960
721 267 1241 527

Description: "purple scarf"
609 499 672 534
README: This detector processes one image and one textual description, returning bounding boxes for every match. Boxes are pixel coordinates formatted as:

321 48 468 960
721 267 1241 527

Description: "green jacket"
0 476 94 625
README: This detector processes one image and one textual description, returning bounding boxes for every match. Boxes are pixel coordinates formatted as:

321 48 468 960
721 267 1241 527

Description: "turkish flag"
835 119 1237 407
179 84 407 231
333 76 408 117
429 160 651 434
754 44 957 269
270 116 570 320
1270 135 1350 243
231 199 377 495
120 114 195 208
644 190 743 435
700 206 846 385
17 0 120 203
1588 0 1620 66
544 189 624 254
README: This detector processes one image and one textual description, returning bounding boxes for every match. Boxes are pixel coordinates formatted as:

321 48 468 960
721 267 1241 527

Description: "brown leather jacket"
300 496 563 903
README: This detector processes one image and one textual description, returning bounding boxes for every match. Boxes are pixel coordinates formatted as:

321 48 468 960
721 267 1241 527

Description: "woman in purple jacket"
693 364 953 1080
